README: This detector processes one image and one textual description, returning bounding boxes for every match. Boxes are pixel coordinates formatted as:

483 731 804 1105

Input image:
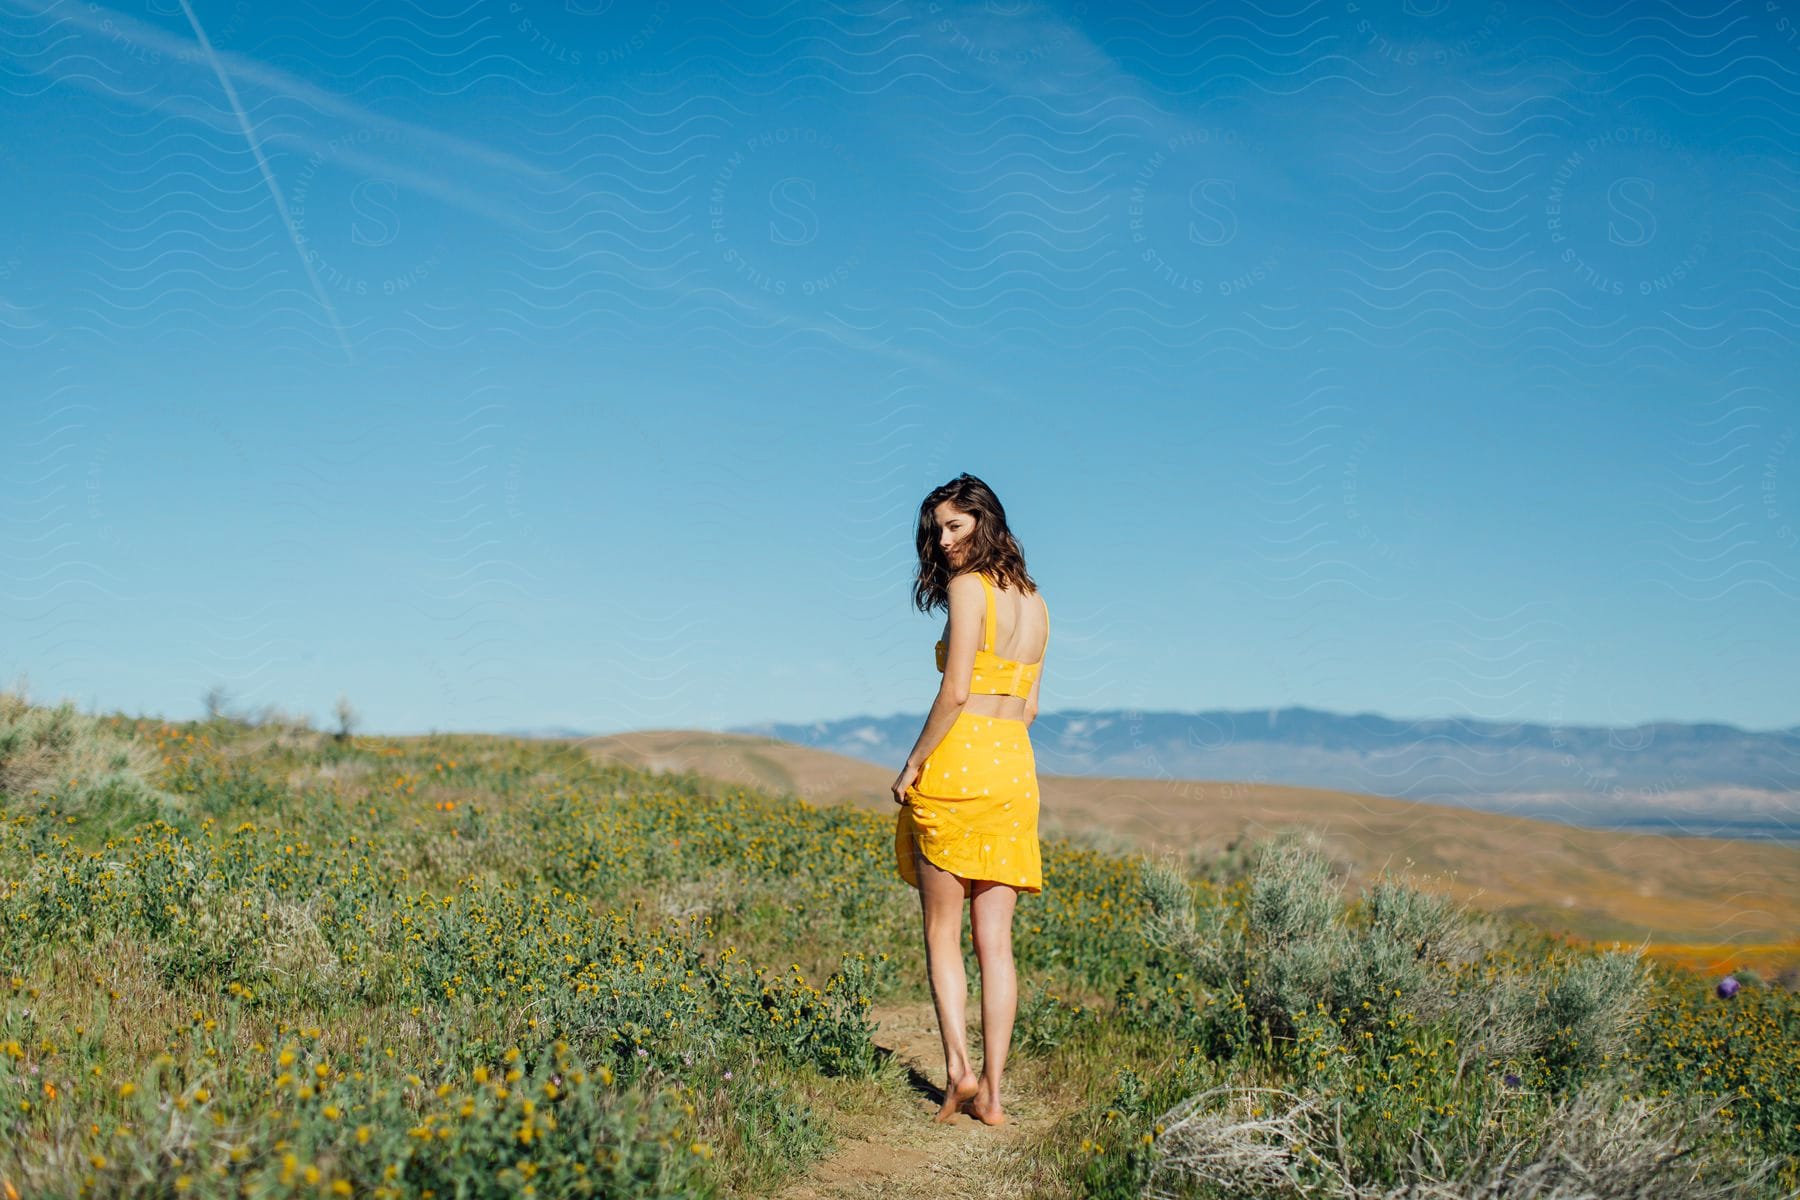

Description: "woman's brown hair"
912 473 1039 613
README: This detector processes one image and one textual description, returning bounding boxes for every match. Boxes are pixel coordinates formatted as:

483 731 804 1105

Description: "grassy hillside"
567 728 1800 973
1 692 1796 1198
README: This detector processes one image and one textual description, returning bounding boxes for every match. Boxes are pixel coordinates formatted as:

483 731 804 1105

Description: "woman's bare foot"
965 1079 1007 1126
935 1071 979 1122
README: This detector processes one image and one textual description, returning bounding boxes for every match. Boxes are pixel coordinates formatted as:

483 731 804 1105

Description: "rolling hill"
538 724 1800 973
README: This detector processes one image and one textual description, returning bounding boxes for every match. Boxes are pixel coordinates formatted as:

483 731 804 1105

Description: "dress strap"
977 572 996 652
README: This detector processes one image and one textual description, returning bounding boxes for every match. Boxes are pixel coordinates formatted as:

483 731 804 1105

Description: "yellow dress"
896 571 1047 894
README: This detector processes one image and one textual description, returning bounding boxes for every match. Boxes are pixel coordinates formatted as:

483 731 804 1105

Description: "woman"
891 473 1049 1128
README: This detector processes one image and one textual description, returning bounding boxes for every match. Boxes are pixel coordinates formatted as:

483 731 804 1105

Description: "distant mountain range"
506 706 1800 844
735 707 1800 843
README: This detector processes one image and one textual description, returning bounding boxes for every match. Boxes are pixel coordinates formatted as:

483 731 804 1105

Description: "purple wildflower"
1503 1073 1520 1088
1717 976 1740 999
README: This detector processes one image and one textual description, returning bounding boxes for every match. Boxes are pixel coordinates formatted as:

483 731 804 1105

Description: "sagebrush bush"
1128 829 1769 1199
1140 827 1654 1075
1331 873 1489 1037
0 686 183 840
1144 1071 1777 1200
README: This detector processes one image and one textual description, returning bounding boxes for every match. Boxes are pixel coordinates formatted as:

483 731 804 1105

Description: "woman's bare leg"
968 879 1018 1125
913 848 978 1120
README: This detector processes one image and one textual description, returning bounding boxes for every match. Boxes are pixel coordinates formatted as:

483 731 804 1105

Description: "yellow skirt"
896 710 1043 894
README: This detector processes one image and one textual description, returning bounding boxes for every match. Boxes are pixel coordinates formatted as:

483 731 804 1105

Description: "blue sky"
2 0 1798 736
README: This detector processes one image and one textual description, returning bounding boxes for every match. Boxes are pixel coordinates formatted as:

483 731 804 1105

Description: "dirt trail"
775 1000 1059 1200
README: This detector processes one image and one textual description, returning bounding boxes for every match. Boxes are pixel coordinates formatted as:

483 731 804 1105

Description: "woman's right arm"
904 573 982 770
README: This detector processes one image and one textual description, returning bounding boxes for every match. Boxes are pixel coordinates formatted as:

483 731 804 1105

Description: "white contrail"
172 0 355 362
12 0 1000 381
7 0 553 184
